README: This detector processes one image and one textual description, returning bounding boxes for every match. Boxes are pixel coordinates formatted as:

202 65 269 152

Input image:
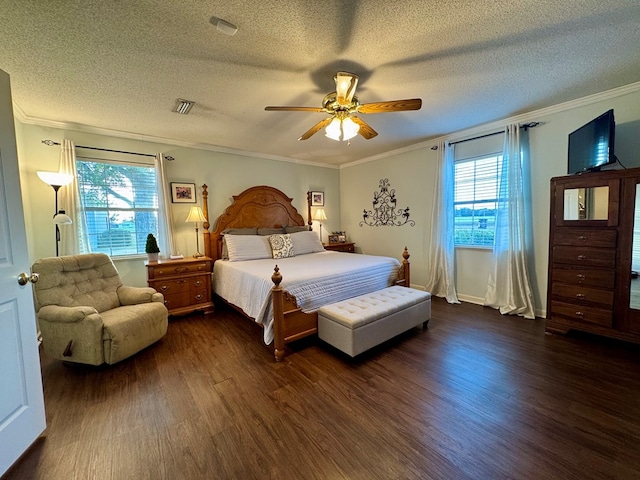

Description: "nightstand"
146 257 214 316
323 242 356 253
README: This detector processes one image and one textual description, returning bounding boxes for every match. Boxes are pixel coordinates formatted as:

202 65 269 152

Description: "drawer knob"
194 281 202 287
576 293 586 300
161 285 168 291
576 274 586 281
195 294 202 300
578 235 587 241
577 254 587 261
575 311 584 317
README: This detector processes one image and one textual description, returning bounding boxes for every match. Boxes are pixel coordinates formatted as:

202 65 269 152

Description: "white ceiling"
1 1 639 167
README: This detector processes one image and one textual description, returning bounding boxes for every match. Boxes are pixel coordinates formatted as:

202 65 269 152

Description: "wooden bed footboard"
270 248 411 361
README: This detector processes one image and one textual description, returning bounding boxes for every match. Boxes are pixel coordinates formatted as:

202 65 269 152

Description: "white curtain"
58 139 90 255
484 125 535 319
155 153 177 257
425 141 459 303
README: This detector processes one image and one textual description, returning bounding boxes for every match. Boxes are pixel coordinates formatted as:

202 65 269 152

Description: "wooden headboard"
202 185 312 261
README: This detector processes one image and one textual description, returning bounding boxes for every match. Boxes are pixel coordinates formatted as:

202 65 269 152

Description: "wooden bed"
202 184 410 361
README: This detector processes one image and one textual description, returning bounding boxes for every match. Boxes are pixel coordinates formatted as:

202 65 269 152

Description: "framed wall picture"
338 234 347 243
170 182 197 203
328 234 339 244
310 191 324 206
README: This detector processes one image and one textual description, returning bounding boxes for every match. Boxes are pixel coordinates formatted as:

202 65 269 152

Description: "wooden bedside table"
146 257 215 316
323 242 355 253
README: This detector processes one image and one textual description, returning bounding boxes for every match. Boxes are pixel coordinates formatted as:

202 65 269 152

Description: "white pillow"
290 231 325 255
224 234 272 262
269 234 294 259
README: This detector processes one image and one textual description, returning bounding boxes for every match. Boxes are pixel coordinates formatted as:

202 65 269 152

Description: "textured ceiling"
1 1 640 166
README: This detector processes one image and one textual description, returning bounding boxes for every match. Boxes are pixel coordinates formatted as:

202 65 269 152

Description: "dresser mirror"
630 183 640 310
563 186 609 221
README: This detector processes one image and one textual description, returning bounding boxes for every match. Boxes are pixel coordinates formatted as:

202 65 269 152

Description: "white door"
0 69 46 475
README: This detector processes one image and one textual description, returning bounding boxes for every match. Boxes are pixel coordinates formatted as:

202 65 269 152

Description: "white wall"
341 84 640 316
16 124 340 286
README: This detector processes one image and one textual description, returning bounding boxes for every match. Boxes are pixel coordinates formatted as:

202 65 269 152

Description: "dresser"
323 242 355 253
546 168 640 344
146 257 214 316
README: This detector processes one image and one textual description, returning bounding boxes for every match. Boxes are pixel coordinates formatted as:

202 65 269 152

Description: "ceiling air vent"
174 99 195 115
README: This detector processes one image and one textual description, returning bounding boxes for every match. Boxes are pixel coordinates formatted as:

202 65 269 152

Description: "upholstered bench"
317 286 431 357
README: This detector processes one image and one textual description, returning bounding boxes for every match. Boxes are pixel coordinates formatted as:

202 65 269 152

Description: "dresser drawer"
551 282 614 306
554 228 616 247
551 301 613 328
552 267 615 289
552 246 616 268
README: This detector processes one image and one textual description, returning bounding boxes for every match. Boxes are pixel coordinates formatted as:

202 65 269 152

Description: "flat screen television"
567 109 616 174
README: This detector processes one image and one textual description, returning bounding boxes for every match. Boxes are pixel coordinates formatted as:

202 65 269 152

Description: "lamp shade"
37 171 73 187
324 116 360 141
53 210 73 225
313 208 327 221
185 206 207 223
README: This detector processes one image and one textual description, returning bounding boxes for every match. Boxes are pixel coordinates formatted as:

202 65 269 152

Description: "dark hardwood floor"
4 298 640 480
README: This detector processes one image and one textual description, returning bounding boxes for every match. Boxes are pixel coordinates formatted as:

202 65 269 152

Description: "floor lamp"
313 208 327 243
185 206 207 257
37 171 74 256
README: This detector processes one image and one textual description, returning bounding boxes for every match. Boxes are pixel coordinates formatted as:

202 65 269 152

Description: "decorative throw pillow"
290 230 325 255
269 234 294 259
225 234 272 262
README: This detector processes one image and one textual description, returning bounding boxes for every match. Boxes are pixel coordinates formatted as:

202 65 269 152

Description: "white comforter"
213 251 401 344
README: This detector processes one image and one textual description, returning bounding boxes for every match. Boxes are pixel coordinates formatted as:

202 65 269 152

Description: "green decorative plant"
145 233 160 254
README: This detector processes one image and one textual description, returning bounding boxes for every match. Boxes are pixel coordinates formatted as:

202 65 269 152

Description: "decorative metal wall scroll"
360 178 415 227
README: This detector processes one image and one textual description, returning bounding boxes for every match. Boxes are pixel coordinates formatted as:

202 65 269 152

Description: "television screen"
567 109 615 174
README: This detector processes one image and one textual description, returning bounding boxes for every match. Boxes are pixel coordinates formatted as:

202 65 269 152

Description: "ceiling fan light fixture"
342 117 360 140
325 117 342 141
325 116 359 141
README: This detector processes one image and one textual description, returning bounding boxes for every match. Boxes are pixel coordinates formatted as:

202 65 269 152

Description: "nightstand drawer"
149 261 210 278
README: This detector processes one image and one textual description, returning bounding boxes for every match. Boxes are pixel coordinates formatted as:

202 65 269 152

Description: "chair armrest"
117 285 163 305
37 305 99 323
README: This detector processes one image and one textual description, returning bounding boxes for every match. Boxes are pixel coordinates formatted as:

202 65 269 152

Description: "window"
76 158 160 257
454 153 503 247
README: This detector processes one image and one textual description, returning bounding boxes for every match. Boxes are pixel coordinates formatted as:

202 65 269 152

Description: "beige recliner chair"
32 253 169 365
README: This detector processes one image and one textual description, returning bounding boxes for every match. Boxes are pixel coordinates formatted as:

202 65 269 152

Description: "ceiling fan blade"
298 118 333 141
265 106 325 112
357 98 422 114
335 72 359 106
351 116 378 139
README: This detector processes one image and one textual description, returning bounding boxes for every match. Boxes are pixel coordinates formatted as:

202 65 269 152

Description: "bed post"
402 246 410 288
306 191 313 230
202 184 211 259
271 265 285 361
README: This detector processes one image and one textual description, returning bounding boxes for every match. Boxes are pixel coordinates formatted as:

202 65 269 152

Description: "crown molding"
14 109 339 170
342 81 640 168
14 81 640 171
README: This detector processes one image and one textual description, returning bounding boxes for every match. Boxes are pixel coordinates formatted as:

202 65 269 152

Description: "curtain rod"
41 139 174 161
447 122 541 147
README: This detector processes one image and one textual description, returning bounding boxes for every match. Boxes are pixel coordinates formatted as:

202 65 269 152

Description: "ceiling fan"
264 72 422 142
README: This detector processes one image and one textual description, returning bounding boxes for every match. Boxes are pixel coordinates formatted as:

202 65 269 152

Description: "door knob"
17 272 39 286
